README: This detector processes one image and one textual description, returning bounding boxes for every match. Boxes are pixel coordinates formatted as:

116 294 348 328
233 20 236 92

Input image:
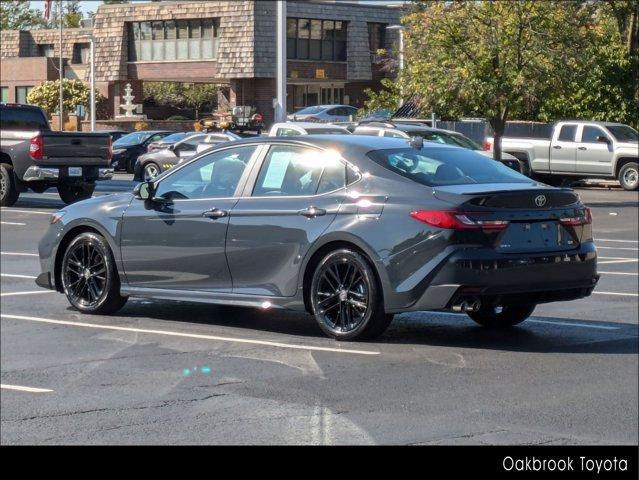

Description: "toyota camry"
36 135 599 340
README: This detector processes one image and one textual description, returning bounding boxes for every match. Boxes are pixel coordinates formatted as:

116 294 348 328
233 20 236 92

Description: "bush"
166 115 189 121
27 79 104 116
134 121 149 131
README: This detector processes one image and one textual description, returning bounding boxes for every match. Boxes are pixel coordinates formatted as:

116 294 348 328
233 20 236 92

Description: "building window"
287 18 347 62
16 86 33 104
38 44 55 57
368 23 386 53
128 19 219 62
1 87 9 103
72 43 90 64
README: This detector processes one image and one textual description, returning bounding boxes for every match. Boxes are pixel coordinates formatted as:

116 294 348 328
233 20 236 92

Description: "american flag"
43 0 52 22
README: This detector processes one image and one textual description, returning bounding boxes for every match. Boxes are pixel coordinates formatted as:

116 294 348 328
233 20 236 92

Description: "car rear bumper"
393 242 598 313
23 166 113 182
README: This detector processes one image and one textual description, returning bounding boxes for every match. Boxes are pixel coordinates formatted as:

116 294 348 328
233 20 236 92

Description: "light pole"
275 0 287 123
58 0 64 131
90 37 96 132
386 25 404 107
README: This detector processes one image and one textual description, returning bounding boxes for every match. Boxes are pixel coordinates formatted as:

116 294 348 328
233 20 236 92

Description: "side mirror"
134 181 153 201
596 135 610 144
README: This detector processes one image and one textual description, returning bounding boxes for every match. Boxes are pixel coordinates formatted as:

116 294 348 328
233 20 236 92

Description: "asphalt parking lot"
1 175 637 445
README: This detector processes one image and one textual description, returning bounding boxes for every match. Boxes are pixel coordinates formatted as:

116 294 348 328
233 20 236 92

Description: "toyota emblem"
534 195 547 207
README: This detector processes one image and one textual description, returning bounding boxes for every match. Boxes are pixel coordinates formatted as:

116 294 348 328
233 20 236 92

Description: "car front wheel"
61 232 128 314
143 162 161 181
310 249 393 341
467 304 536 328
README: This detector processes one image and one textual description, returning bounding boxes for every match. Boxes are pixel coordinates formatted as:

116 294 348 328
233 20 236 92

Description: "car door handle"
578 147 587 150
202 208 228 219
553 145 562 149
299 207 326 218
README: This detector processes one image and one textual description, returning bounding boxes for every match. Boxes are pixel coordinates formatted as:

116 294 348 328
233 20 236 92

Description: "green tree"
0 1 45 30
182 84 219 119
402 1 600 160
361 78 402 117
50 0 83 28
27 79 104 115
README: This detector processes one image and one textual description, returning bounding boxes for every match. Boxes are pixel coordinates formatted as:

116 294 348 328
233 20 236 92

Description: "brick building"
0 0 401 124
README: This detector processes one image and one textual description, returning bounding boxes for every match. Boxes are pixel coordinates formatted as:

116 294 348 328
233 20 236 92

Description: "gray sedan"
36 136 598 340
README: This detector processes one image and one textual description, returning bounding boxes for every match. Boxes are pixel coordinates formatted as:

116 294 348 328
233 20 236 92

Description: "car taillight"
410 210 509 231
106 136 112 162
560 207 592 226
482 140 491 151
29 135 44 160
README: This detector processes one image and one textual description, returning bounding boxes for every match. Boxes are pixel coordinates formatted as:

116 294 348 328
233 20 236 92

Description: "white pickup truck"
485 121 638 190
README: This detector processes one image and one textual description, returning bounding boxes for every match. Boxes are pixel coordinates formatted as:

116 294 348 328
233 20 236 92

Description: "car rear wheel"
467 304 536 328
61 232 128 314
0 162 20 207
57 183 95 204
143 162 161 181
310 249 393 341
619 162 638 191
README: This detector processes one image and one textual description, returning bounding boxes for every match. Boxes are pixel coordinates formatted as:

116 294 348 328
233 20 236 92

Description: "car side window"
581 126 607 143
326 108 340 116
354 128 380 136
317 158 346 194
558 125 577 142
154 146 257 200
253 145 324 197
384 130 405 138
277 128 301 136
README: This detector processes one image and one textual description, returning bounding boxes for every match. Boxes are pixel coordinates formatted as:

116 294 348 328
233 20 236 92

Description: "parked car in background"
288 105 358 123
484 121 639 190
146 132 199 153
37 135 598 341
111 130 174 173
1 103 112 206
268 122 351 137
353 121 522 172
134 131 241 181
99 130 128 143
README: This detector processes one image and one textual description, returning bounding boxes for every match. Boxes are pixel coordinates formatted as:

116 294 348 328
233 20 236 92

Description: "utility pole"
387 25 405 107
275 0 287 123
58 0 64 131
90 37 96 132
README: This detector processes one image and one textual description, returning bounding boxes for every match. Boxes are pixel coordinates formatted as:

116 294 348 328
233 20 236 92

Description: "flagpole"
58 0 64 131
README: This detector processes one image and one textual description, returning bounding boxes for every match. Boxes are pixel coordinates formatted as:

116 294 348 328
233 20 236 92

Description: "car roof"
356 122 460 135
271 122 349 130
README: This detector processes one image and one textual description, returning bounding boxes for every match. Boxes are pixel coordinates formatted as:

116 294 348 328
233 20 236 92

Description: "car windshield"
606 125 638 142
367 147 531 187
306 128 349 135
113 131 154 146
295 106 325 115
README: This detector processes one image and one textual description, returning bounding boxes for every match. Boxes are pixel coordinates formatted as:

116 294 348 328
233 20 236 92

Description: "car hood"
61 192 134 220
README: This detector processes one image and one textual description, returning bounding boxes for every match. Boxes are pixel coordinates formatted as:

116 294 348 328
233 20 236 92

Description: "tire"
0 163 20 207
126 156 135 174
310 248 394 341
467 304 536 328
61 232 128 315
143 161 161 181
57 183 95 205
618 162 638 191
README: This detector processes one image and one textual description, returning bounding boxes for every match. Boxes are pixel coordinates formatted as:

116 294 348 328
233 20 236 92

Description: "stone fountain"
114 83 147 121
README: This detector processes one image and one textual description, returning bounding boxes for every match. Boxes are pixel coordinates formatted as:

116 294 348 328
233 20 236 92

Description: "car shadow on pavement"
109 300 637 355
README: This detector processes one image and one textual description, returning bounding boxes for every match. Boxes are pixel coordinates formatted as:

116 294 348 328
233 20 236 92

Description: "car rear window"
367 147 530 187
306 128 349 135
0 105 49 130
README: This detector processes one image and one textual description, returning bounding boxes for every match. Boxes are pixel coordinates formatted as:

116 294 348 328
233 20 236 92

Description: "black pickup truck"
0 103 113 206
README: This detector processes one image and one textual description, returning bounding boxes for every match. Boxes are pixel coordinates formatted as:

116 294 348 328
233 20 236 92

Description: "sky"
31 0 404 16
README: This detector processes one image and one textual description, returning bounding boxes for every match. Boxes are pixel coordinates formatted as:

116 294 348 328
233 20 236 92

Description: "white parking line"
593 291 639 297
0 290 53 297
0 273 37 280
1 274 37 279
598 259 638 264
0 314 381 356
0 208 53 215
1 222 26 226
527 319 619 330
599 271 638 276
0 252 39 257
596 238 638 244
0 384 53 393
596 246 638 252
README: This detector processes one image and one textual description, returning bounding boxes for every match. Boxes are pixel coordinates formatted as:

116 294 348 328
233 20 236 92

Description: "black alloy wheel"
61 232 128 314
311 249 393 340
